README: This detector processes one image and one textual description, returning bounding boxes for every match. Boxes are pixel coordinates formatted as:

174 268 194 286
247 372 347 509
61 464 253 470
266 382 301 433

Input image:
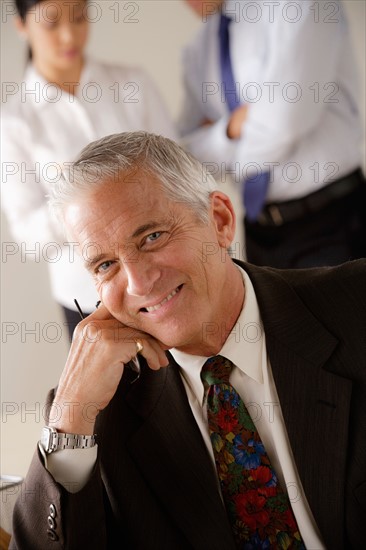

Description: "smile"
143 285 182 313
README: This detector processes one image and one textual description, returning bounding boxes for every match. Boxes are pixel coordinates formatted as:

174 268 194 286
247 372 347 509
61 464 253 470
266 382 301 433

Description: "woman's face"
18 0 89 72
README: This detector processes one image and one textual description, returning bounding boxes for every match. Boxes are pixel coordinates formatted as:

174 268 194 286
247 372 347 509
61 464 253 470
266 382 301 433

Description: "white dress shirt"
46 267 324 547
179 0 362 203
1 58 176 310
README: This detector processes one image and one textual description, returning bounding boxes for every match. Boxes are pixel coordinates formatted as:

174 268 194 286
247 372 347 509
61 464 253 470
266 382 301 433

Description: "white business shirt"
46 267 324 547
179 0 362 202
1 58 176 310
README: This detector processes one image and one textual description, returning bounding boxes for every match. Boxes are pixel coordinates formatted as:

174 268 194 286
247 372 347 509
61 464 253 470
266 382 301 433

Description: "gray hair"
50 131 217 225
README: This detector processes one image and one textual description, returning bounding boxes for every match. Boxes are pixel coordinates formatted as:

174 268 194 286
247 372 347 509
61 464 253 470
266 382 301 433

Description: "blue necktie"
219 13 269 222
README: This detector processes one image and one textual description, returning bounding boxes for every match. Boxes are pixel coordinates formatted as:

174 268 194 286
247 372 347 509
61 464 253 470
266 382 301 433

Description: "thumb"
84 301 116 322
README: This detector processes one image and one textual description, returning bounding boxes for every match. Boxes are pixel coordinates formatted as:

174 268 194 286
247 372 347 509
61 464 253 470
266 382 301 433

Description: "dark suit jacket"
10 260 366 549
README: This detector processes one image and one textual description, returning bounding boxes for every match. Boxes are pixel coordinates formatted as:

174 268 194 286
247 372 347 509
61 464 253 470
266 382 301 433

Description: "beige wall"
1 1 365 476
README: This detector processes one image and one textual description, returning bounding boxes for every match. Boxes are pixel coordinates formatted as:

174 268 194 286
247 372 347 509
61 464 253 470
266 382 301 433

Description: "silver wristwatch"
40 426 97 454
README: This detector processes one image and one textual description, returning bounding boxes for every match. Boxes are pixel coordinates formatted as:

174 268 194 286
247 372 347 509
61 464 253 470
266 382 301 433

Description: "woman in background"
2 0 176 338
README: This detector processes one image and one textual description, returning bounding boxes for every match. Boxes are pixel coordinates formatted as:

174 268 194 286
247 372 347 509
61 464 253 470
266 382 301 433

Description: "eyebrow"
131 221 163 239
84 253 109 272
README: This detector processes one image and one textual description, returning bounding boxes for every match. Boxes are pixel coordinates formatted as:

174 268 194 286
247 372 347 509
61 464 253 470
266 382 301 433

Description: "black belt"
255 169 364 227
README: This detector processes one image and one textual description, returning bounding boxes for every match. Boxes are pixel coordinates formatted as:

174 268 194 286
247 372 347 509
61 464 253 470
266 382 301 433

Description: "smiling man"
10 133 366 549
65 169 243 357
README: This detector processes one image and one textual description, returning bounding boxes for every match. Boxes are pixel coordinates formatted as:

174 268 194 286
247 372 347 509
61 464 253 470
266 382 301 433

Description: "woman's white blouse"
1 58 177 310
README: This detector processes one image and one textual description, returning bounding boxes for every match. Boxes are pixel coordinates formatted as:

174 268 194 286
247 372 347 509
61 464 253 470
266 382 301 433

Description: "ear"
210 191 236 248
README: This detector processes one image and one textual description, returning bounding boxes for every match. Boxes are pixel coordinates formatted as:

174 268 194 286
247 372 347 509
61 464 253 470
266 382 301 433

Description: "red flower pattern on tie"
201 355 305 549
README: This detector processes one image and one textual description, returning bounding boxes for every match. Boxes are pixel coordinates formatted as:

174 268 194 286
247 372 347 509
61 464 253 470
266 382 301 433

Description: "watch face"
41 427 54 453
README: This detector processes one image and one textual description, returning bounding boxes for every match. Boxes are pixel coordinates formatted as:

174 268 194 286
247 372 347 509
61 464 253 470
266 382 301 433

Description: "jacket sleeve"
9 389 107 550
10 445 107 550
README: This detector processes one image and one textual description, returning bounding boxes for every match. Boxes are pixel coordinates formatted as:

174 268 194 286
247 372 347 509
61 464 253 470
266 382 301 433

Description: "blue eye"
146 232 161 242
97 261 113 273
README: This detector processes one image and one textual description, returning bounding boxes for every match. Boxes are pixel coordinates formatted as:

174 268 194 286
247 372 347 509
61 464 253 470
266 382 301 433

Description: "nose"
124 257 161 297
59 24 75 45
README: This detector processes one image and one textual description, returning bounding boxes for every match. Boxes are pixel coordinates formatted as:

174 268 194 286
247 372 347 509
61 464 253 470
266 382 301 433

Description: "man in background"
180 0 366 267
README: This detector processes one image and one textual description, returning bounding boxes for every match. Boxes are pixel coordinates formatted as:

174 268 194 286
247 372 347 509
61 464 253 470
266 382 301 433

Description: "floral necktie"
201 355 305 549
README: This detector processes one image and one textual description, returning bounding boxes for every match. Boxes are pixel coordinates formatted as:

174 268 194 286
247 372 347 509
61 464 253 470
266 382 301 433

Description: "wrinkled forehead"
63 174 174 243
66 168 160 211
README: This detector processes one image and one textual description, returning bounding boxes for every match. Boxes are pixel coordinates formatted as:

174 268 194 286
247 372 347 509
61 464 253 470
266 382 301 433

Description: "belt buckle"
267 205 284 226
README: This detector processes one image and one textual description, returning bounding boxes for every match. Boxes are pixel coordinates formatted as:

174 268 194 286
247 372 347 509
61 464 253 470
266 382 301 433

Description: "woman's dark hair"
15 0 43 22
15 0 44 60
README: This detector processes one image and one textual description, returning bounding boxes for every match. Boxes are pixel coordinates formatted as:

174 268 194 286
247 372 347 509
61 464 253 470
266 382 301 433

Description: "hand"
226 104 248 139
200 117 214 127
51 304 169 434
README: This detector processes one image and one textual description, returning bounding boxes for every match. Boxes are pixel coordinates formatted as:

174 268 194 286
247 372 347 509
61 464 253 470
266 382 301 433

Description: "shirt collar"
170 265 264 403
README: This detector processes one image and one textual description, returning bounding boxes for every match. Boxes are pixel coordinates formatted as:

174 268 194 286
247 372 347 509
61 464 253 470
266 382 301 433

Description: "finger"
86 302 115 321
131 337 169 371
76 304 170 369
145 338 170 368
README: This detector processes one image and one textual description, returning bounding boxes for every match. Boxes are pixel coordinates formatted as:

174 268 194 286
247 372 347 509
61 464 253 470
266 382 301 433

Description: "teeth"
145 287 180 312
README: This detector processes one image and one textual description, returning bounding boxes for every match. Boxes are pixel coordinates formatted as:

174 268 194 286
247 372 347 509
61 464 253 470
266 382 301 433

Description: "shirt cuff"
44 445 98 494
181 116 235 166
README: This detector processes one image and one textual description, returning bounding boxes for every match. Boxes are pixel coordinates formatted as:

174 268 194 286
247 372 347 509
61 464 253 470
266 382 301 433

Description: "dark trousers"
245 171 366 268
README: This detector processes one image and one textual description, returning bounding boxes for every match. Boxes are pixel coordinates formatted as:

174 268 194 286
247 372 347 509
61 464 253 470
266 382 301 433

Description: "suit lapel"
244 263 352 548
125 359 236 549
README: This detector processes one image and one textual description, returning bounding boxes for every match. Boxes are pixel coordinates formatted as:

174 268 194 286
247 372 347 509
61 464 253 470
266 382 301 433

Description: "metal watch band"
41 426 97 453
54 432 97 451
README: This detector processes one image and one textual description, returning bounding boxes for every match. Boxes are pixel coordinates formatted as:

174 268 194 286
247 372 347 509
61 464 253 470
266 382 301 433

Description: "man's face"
65 171 242 355
184 0 223 17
